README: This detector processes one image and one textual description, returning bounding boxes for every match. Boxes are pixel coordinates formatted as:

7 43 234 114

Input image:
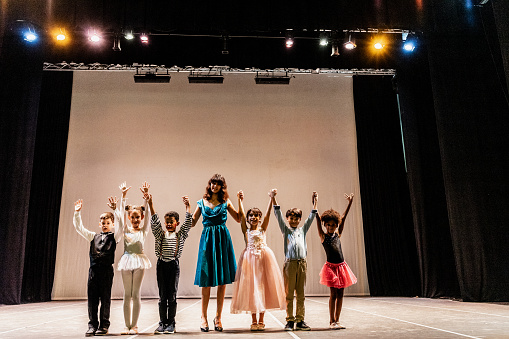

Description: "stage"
1 297 508 338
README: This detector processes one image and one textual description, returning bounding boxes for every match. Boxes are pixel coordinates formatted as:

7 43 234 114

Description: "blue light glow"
23 31 38 42
403 41 416 52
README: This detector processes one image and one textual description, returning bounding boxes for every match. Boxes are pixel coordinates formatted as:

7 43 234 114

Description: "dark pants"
157 259 180 326
87 265 114 329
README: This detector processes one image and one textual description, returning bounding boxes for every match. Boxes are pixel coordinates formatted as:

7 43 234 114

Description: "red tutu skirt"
319 261 357 289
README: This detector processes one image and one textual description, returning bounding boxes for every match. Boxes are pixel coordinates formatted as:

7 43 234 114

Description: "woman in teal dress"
192 174 241 332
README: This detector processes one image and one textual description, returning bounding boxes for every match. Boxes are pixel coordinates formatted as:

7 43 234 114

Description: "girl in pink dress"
230 189 286 331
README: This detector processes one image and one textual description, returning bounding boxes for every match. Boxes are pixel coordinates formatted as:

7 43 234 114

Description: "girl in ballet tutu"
316 193 357 330
230 189 286 331
116 181 152 335
191 174 242 332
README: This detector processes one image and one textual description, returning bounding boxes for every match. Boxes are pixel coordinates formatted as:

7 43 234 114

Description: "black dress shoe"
85 327 96 336
95 328 109 335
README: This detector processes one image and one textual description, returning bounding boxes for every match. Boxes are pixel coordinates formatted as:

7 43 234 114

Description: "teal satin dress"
194 199 237 287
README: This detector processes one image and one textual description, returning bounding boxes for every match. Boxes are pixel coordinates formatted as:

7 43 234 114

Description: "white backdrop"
52 70 369 300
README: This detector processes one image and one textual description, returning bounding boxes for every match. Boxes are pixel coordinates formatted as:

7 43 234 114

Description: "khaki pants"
283 259 307 322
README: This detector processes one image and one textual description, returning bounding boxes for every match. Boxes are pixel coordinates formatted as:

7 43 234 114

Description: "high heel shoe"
213 317 223 332
200 319 209 332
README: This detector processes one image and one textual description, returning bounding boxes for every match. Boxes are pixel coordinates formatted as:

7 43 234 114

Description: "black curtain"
423 1 509 301
0 22 44 305
21 71 73 302
396 47 461 298
353 75 420 296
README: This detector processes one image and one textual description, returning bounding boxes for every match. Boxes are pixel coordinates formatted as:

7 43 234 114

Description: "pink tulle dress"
230 229 286 314
319 232 357 289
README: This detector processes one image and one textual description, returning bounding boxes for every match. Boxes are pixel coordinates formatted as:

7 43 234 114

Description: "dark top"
90 233 117 267
322 233 344 264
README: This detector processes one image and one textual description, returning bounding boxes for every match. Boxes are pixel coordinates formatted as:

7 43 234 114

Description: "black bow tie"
101 232 112 235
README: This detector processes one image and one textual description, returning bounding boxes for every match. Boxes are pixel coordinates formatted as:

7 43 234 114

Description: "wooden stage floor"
1 297 508 338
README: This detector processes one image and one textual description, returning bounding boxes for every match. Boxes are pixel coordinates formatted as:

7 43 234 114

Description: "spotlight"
88 31 101 43
112 35 121 51
403 40 416 52
140 34 149 44
344 34 356 50
125 31 134 40
56 29 66 41
23 29 38 42
319 31 329 46
285 30 294 48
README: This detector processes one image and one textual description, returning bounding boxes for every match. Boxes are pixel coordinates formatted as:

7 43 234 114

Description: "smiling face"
324 220 339 235
99 213 114 233
287 215 301 228
246 209 262 229
129 209 144 230
164 216 179 233
210 181 222 194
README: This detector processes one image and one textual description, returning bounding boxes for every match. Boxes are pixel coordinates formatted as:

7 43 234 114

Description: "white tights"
121 268 145 328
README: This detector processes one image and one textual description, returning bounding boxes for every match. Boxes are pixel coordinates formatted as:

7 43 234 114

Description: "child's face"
164 216 179 233
247 212 262 228
99 214 114 233
129 210 144 230
324 220 339 234
287 215 301 228
210 181 221 194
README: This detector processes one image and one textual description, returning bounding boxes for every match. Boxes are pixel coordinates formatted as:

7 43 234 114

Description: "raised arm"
144 193 155 215
302 191 318 234
261 189 275 232
107 195 124 242
316 212 325 242
237 191 248 236
73 199 95 242
338 193 354 235
119 181 131 231
139 181 151 233
227 198 241 223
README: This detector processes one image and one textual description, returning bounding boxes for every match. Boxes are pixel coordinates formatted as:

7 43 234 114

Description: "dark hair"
125 204 145 215
246 207 262 219
203 173 229 203
164 211 180 222
321 209 341 225
286 208 302 219
100 212 114 222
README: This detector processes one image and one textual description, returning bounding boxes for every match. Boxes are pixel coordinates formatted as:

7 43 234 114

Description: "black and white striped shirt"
151 212 192 262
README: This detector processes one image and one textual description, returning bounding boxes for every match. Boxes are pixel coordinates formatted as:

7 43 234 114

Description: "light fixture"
88 30 101 43
344 34 356 50
403 40 416 52
285 30 294 48
133 67 171 83
140 34 149 44
319 31 329 46
56 29 66 41
222 34 229 54
112 35 121 51
23 28 38 42
255 71 291 84
124 31 134 40
188 70 224 83
331 41 340 56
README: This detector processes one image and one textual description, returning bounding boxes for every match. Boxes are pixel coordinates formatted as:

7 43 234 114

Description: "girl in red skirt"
316 193 357 330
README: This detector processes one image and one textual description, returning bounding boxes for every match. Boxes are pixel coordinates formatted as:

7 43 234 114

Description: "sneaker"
154 323 165 334
164 324 175 334
121 327 130 335
95 328 108 335
129 326 139 335
284 321 294 331
85 327 96 337
295 321 311 331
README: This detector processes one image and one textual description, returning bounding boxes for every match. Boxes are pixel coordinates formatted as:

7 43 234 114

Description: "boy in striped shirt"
145 193 193 334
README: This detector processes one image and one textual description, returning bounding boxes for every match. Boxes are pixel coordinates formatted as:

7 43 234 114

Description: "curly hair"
164 211 180 222
203 173 229 203
321 208 341 225
100 212 114 222
286 208 302 219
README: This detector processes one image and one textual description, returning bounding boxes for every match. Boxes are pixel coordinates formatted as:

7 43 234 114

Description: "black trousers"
157 258 180 326
87 265 114 329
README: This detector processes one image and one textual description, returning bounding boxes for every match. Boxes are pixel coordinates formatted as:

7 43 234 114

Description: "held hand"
142 192 152 203
140 181 150 193
107 196 118 210
237 190 244 201
182 195 190 207
312 191 318 205
269 188 277 198
119 181 131 196
344 193 354 201
74 199 83 212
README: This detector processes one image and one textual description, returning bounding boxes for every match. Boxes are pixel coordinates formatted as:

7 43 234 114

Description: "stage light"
88 30 101 43
344 34 356 50
140 34 149 44
255 71 291 84
112 35 121 51
403 40 416 52
319 31 329 46
331 41 340 56
125 31 134 40
222 35 229 54
23 29 38 42
285 30 294 48
134 67 171 83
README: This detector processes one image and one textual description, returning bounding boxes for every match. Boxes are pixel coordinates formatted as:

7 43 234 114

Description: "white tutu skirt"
117 253 152 271
230 246 286 314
